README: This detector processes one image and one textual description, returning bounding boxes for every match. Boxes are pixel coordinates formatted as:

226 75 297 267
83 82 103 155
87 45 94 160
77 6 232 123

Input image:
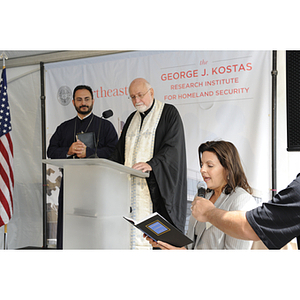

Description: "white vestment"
125 100 164 250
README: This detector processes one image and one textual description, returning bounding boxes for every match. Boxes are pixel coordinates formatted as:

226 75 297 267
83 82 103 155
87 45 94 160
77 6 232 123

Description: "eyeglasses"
128 88 151 101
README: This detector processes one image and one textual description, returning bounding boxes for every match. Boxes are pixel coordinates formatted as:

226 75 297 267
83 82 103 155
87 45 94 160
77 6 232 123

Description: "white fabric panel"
0 65 43 249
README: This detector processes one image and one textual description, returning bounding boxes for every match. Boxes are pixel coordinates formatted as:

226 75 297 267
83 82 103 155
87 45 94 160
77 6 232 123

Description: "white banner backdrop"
45 50 271 207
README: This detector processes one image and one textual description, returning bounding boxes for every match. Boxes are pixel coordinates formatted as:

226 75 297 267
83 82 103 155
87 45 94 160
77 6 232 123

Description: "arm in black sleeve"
47 123 74 159
147 105 186 199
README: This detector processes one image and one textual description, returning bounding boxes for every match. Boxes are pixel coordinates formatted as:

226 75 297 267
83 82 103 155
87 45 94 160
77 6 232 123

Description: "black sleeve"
246 174 300 249
47 122 74 159
147 104 187 201
147 104 187 232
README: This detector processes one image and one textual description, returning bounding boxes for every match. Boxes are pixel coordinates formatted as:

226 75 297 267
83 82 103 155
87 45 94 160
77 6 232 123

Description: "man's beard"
135 103 148 113
75 104 93 115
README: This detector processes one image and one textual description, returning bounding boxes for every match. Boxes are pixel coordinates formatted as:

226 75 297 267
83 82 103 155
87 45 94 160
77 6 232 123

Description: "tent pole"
40 62 48 248
3 224 7 249
0 52 8 65
1 53 8 250
271 50 278 198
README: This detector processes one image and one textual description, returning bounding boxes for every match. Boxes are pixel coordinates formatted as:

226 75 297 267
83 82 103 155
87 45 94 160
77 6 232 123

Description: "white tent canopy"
0 50 130 68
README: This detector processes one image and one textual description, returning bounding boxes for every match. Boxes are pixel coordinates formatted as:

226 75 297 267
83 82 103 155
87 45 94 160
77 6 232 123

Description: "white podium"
43 158 149 249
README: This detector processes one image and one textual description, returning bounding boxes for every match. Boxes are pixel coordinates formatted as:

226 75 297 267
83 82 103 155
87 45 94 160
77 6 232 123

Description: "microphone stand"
88 110 113 158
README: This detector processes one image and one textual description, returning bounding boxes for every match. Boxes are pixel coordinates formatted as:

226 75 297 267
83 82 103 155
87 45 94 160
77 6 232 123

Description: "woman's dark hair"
198 140 252 195
73 85 94 100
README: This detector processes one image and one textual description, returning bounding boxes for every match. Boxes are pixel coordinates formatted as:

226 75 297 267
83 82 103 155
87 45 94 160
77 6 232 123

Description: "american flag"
0 66 14 227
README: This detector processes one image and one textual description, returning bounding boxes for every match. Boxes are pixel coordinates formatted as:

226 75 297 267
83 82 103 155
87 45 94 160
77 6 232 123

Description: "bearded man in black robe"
110 78 187 250
47 85 118 249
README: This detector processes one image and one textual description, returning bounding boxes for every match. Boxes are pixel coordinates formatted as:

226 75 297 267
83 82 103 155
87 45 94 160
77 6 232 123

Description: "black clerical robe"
47 113 118 249
47 113 118 159
110 102 187 233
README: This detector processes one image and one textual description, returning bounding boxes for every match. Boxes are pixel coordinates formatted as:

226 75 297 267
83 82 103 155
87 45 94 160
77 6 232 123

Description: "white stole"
125 99 164 250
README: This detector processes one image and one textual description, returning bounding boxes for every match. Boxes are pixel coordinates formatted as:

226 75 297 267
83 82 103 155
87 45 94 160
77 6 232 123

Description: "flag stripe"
0 66 14 227
0 157 13 208
0 189 11 223
0 214 4 227
0 134 14 187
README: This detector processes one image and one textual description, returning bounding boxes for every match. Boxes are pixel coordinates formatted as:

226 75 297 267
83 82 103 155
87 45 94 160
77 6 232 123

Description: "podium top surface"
42 158 149 178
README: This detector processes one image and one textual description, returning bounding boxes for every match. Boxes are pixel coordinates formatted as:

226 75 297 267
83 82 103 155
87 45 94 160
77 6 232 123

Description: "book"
123 212 193 248
76 132 95 149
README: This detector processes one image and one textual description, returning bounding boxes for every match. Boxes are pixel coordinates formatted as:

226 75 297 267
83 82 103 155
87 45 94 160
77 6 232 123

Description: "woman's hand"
143 234 160 248
143 234 186 250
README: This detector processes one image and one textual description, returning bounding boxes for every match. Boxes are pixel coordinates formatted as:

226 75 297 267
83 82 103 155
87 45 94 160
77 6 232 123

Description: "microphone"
197 181 207 197
103 109 113 119
88 109 113 158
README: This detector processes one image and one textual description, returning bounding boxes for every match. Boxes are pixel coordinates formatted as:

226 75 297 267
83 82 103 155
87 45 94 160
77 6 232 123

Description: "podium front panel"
63 164 131 249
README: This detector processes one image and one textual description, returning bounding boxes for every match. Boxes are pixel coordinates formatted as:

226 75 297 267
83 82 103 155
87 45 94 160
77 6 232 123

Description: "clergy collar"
140 99 155 117
77 112 93 121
